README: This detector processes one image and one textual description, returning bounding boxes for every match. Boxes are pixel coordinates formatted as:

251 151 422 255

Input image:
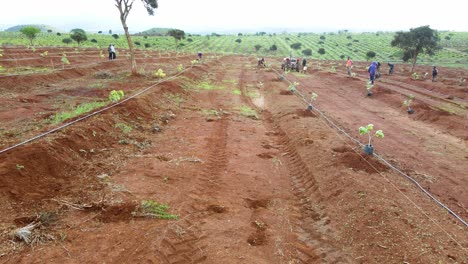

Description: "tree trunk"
411 50 419 72
116 1 137 76
122 25 137 75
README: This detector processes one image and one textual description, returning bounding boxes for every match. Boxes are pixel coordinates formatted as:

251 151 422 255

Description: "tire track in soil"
265 111 348 263
154 59 230 263
244 69 349 263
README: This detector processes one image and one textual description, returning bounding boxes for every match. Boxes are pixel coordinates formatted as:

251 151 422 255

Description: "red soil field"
0 47 467 263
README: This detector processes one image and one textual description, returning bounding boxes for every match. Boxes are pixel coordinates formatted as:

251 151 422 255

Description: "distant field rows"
1 31 467 68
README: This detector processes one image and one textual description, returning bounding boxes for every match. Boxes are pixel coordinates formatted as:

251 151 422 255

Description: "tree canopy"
70 29 88 44
391 25 440 72
366 51 376 60
20 26 41 45
290 42 302 50
167 29 185 48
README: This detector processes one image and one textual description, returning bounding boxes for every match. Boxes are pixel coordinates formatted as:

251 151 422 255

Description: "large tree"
115 0 158 75
391 25 440 72
20 26 41 45
167 29 185 49
70 29 88 45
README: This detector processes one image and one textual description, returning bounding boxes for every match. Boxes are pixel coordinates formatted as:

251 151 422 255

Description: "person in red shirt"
346 57 353 76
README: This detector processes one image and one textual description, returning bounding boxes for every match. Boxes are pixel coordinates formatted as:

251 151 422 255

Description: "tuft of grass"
115 123 133 133
138 200 178 219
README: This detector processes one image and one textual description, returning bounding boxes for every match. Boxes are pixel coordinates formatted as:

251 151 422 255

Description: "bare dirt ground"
0 47 467 263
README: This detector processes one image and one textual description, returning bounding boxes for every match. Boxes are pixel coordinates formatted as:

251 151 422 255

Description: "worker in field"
346 57 353 76
108 44 116 60
256 57 265 72
368 61 377 84
432 66 438 82
301 57 308 73
197 52 203 62
388 62 394 75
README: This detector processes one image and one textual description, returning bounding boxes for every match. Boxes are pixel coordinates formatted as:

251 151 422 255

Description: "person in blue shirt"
368 61 377 84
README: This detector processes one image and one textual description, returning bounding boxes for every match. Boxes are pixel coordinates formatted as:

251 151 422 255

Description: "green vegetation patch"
201 108 220 116
235 106 258 119
88 82 107 89
138 200 179 219
232 89 242 95
196 80 223 90
246 90 260 98
163 93 184 106
115 122 133 133
222 79 237 84
49 101 106 124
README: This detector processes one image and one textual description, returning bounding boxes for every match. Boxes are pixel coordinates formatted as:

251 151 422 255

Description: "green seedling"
308 92 318 110
411 72 419 80
154 68 166 78
177 64 184 72
366 83 374 96
359 124 384 154
289 81 299 92
109 90 124 102
61 53 70 67
403 94 415 114
40 51 48 57
16 164 25 170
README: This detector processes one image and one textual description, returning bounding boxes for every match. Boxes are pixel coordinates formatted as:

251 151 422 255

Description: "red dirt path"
0 47 467 263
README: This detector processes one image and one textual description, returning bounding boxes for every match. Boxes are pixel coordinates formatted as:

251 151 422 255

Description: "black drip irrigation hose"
0 65 197 155
272 67 467 228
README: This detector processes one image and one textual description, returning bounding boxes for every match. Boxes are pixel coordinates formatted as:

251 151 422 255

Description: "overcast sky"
1 0 467 33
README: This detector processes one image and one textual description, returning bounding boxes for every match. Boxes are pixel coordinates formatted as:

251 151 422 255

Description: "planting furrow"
378 78 466 108
154 115 229 263
261 111 348 263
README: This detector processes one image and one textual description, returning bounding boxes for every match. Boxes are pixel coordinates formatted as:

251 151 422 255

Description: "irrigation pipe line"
0 64 199 155
271 67 467 228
